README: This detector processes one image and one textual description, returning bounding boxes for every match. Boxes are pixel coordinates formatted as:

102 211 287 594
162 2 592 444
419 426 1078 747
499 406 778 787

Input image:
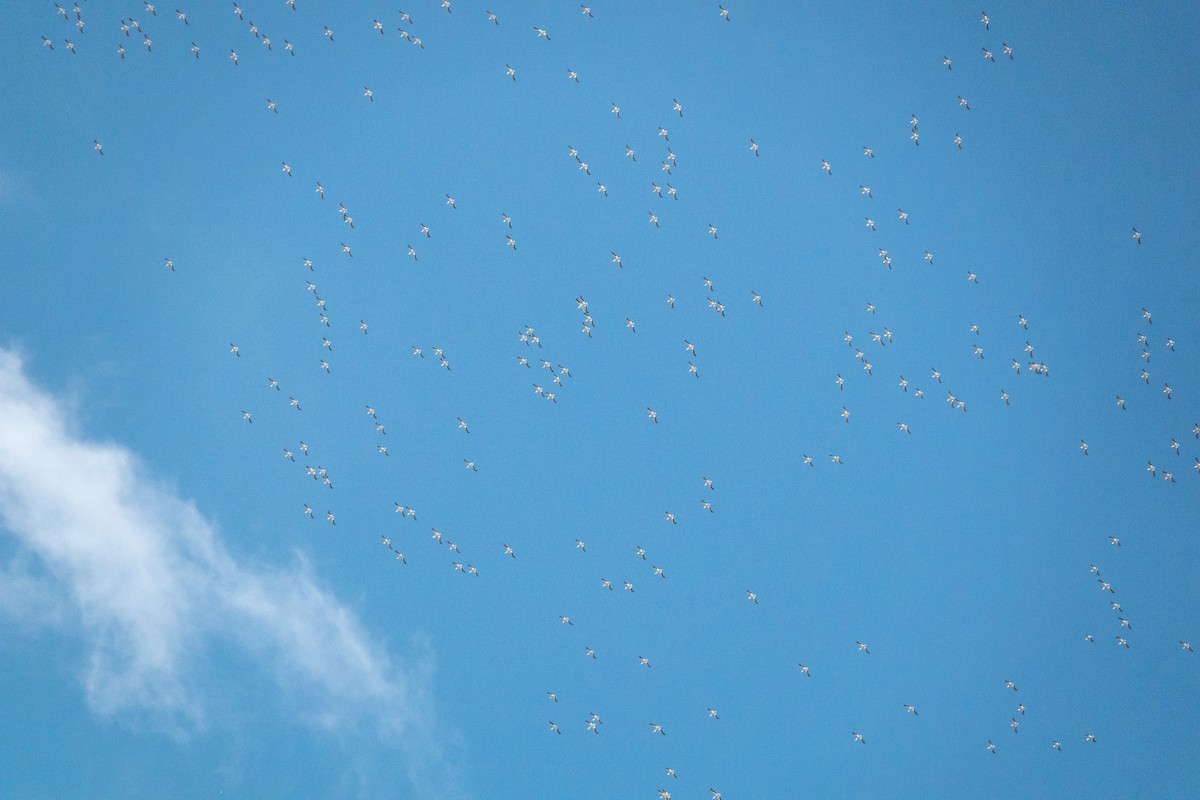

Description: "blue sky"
1 2 1198 798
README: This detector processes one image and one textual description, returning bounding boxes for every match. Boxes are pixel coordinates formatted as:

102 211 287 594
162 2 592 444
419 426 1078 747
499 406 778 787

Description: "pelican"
363 86 373 102
718 4 730 20
746 590 758 604
821 159 832 175
750 139 759 155
852 732 866 744
647 407 658 423
464 460 477 471
534 26 550 40
1132 228 1142 244
904 705 918 716
958 95 970 110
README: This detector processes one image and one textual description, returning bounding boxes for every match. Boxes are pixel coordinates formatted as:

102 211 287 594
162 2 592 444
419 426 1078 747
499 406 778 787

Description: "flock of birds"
36 1 1196 796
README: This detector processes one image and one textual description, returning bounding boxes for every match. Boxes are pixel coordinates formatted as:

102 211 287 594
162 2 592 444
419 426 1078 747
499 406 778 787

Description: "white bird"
718 4 730 21
504 63 515 80
852 732 865 744
533 26 550 40
904 705 918 716
464 460 477 472
746 590 758 604
647 407 658 423
363 86 374 102
750 139 759 156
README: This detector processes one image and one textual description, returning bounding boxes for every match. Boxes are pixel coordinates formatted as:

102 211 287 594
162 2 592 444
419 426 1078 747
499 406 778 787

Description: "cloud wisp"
0 348 435 745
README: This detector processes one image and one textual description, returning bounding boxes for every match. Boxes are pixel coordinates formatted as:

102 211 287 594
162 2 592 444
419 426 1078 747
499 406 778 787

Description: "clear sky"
1 2 1198 798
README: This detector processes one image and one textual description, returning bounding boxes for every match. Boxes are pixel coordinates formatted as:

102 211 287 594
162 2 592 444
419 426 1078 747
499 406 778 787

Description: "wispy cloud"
0 348 451 789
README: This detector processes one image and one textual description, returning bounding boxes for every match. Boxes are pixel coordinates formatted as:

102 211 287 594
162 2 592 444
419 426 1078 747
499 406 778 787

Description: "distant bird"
750 139 759 156
746 590 758 604
856 641 869 654
1132 228 1142 244
797 663 812 677
943 55 952 70
904 705 918 716
981 10 990 29
958 95 971 110
987 741 996 753
505 63 516 80
852 732 866 744
647 407 658 423
719 5 730 21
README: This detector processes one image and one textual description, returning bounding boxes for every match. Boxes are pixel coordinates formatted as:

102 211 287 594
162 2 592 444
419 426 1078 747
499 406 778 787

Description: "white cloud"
0 349 442 761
